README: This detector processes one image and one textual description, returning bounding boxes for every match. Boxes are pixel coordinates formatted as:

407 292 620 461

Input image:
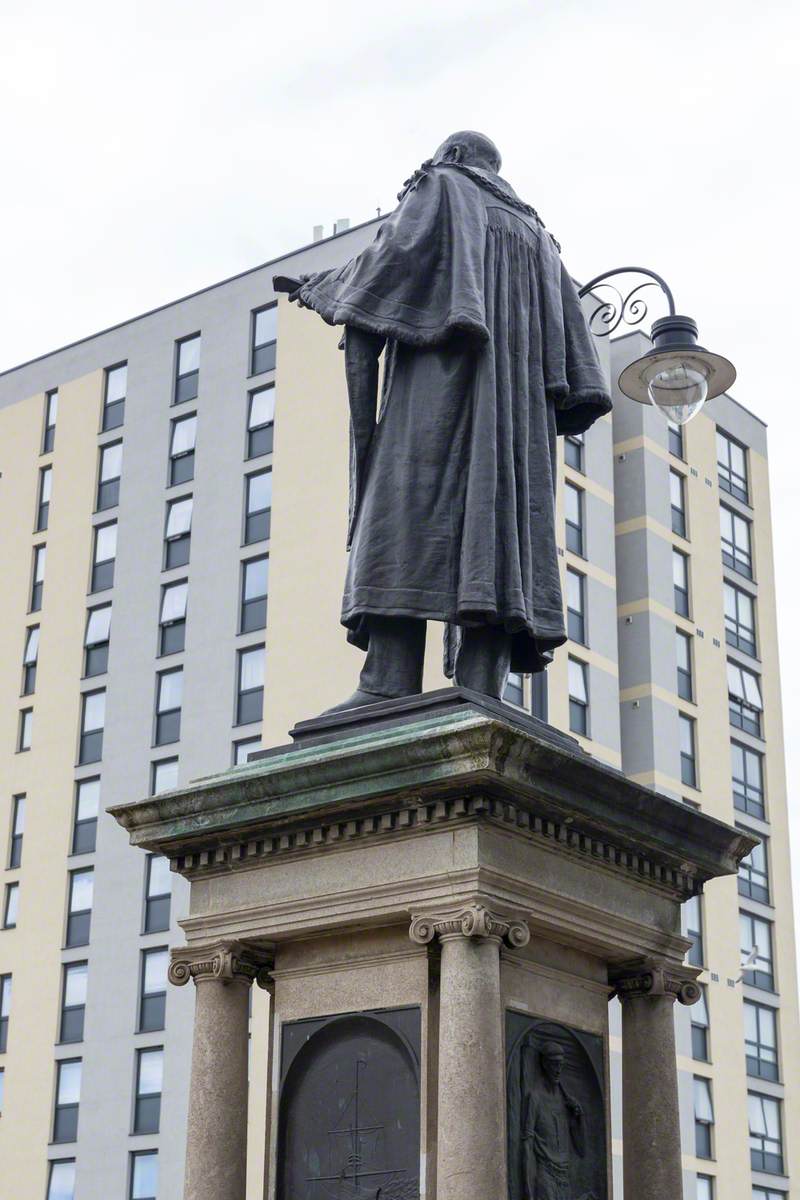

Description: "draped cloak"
295 163 612 673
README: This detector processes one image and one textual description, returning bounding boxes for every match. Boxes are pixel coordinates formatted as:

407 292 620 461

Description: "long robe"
296 163 611 672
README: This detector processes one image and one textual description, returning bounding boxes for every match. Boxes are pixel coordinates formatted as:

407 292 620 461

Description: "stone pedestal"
110 688 754 1199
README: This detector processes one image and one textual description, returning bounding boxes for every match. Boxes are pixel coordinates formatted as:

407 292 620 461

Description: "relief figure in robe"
522 1042 590 1200
279 131 611 711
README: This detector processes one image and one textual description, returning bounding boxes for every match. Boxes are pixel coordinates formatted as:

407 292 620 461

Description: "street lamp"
577 267 736 425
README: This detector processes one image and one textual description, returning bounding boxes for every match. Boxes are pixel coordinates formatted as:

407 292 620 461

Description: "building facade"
0 222 797 1200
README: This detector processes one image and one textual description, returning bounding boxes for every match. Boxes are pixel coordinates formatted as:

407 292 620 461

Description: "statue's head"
540 1041 565 1083
432 130 502 174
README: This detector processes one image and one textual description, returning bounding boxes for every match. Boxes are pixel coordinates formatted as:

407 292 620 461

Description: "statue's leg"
454 625 512 699
321 617 426 715
358 615 426 696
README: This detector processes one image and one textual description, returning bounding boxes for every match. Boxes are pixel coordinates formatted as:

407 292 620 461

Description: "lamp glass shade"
644 359 709 425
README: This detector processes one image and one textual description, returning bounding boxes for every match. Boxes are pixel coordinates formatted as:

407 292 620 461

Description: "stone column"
169 941 272 1200
411 903 530 1200
611 959 701 1200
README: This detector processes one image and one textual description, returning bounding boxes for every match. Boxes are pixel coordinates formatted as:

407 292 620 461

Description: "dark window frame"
694 1075 714 1160
2 882 18 929
565 481 584 556
738 834 770 905
90 521 117 593
685 893 704 967
66 867 93 948
159 579 188 656
251 303 277 376
59 961 88 1044
744 1000 779 1082
236 645 265 726
748 1091 783 1174
71 777 100 855
43 388 58 453
96 439 123 511
174 333 201 405
673 548 690 617
102 362 127 431
568 657 589 736
155 668 183 746
740 910 775 991
129 1149 159 1200
30 543 46 611
169 412 197 486
566 567 586 645
732 742 765 819
240 555 269 633
233 737 261 766
22 624 39 695
724 580 757 656
668 420 684 459
691 984 710 1062
53 1057 82 1143
84 604 111 678
717 428 749 503
564 432 584 472
36 464 52 531
144 854 171 934
0 974 11 1053
680 713 697 788
721 504 753 579
150 757 179 796
164 496 193 570
247 384 275 459
138 947 168 1033
244 470 272 545
670 468 687 537
78 688 105 764
18 707 33 753
133 1046 164 1135
676 628 693 702
9 794 25 869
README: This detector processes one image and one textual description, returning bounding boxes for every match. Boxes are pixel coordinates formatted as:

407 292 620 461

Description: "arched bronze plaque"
278 1007 421 1200
506 1013 607 1200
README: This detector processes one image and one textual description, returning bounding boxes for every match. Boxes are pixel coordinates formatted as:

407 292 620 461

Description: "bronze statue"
278 131 611 712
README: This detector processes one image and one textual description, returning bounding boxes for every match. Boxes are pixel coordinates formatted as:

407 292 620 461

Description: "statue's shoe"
320 689 398 717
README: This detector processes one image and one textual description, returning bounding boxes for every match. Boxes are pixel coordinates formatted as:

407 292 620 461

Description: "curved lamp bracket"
577 267 676 339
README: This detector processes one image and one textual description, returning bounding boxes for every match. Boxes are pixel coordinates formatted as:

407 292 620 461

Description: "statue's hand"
289 274 311 306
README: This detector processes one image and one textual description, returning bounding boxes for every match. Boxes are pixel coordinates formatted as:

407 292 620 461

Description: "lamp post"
577 267 736 425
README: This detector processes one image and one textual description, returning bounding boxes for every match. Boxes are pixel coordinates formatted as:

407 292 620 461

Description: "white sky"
2 1 799 937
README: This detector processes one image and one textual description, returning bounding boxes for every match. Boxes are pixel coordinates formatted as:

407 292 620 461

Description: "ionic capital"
168 940 273 990
409 903 530 949
610 958 701 1006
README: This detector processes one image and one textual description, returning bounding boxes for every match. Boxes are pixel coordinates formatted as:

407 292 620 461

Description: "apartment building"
0 221 796 1200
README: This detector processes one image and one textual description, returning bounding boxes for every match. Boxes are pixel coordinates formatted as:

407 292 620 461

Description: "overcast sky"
3 1 799 932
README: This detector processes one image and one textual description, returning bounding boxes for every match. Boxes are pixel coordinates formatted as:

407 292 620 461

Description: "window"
79 689 105 764
724 582 756 656
717 430 748 503
130 1150 159 1200
753 1190 787 1200
676 629 693 701
159 580 187 654
739 836 769 904
22 625 39 694
96 440 123 510
565 482 584 555
169 413 196 485
748 1093 783 1173
245 470 272 544
240 556 269 632
31 544 46 610
47 1160 76 1200
233 737 260 766
91 521 117 592
685 894 704 967
18 708 33 752
744 1001 778 1081
732 742 764 819
72 778 99 855
3 883 18 929
66 868 93 947
84 605 111 676
727 662 763 737
503 672 524 707
721 506 752 579
564 431 584 471
679 713 697 788
247 385 275 458
175 333 201 404
36 465 52 531
59 962 88 1044
139 947 168 1032
672 549 690 617
691 986 710 1061
237 646 265 725
151 758 178 795
43 389 58 452
9 795 24 869
696 1177 713 1200
670 469 687 537
155 669 183 746
134 1047 163 1134
693 1076 714 1159
740 911 774 990
0 975 11 1052
668 419 683 459
53 1058 81 1142
103 363 127 431
144 855 171 933
251 304 277 375
568 658 588 736
164 496 192 568
566 568 586 644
